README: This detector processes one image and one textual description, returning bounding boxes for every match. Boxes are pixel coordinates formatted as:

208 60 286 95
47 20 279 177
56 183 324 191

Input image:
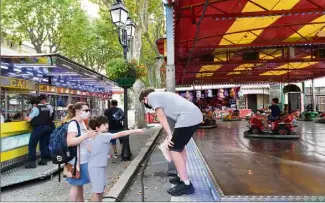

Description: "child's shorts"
88 166 107 193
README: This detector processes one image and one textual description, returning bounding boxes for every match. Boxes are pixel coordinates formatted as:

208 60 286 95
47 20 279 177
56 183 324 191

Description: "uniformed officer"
24 97 53 168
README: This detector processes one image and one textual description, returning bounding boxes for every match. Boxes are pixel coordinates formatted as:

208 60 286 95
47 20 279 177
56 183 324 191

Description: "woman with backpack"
66 102 97 202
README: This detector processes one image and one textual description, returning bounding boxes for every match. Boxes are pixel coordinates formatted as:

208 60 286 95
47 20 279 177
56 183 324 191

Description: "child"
88 116 143 202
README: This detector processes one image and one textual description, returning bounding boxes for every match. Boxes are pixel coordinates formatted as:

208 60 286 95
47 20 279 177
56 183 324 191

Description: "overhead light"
13 68 22 72
47 72 79 76
1 65 8 69
32 77 40 81
69 79 96 81
14 64 56 68
42 79 49 82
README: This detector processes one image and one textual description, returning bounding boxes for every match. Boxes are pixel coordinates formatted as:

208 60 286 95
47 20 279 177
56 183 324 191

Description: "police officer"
38 95 55 129
24 96 53 168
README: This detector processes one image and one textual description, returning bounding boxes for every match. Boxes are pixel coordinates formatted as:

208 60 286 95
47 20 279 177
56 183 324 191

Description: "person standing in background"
104 100 124 161
24 97 53 168
38 95 55 128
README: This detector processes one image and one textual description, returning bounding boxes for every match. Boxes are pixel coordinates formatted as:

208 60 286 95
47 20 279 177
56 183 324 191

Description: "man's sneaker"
38 160 48 166
167 182 195 196
25 162 36 169
169 176 181 184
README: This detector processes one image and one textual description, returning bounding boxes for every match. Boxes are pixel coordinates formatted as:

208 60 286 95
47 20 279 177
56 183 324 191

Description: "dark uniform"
28 104 53 163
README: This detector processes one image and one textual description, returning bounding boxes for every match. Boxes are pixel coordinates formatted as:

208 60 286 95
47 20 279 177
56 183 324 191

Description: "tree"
1 0 84 53
91 0 165 129
61 16 122 72
90 0 165 86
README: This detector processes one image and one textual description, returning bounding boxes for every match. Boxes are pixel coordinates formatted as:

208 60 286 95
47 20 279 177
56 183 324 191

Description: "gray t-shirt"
148 92 203 128
88 133 113 168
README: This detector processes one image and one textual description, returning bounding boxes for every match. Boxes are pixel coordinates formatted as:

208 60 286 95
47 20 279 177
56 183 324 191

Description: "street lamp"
110 0 136 161
126 17 136 39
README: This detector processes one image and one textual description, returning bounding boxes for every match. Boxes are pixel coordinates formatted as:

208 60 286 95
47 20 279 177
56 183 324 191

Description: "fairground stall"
0 54 113 187
158 0 325 201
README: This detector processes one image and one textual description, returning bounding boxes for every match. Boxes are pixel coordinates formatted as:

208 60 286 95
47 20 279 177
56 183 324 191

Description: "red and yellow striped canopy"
157 0 325 85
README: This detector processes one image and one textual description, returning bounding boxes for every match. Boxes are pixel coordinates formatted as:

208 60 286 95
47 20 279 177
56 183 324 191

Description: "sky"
81 0 99 19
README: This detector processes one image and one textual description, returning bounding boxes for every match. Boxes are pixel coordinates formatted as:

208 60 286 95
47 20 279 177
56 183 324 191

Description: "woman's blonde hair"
64 104 74 122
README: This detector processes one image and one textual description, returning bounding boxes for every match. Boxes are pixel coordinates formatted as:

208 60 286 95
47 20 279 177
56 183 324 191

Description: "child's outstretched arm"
111 129 143 139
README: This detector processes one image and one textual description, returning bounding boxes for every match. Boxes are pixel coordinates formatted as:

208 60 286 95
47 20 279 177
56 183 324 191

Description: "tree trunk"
132 79 147 129
132 29 142 62
148 66 155 87
155 57 164 88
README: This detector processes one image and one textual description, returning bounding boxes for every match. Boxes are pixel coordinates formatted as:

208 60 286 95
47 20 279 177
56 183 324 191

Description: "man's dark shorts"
109 129 123 145
169 124 200 152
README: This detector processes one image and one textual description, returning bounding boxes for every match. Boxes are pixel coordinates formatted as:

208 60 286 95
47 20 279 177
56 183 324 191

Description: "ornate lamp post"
110 0 136 161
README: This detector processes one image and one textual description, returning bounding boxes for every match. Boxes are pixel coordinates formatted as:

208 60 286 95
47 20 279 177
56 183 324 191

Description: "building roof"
0 54 115 94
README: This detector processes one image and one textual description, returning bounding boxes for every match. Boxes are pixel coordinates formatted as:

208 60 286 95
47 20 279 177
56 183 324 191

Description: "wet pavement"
194 120 325 196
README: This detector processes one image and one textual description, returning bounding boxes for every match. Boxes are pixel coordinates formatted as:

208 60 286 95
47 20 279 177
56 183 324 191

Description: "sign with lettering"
39 85 57 93
57 87 70 94
0 76 37 90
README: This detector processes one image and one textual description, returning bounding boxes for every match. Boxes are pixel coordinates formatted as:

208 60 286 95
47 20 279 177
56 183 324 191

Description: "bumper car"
199 112 218 129
297 111 319 121
244 112 299 139
315 112 325 123
222 110 243 121
245 112 254 120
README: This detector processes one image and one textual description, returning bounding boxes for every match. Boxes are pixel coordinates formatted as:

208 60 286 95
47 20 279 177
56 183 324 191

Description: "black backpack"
49 120 81 181
105 108 123 129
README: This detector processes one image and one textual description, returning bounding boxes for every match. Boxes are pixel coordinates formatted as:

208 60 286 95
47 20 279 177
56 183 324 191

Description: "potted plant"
106 58 140 88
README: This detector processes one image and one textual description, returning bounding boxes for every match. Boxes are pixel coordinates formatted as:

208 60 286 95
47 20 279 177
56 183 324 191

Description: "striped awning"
158 0 325 85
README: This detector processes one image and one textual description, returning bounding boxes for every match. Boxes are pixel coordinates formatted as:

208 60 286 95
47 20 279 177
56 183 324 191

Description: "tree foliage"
90 0 165 87
1 0 83 53
61 16 122 72
1 0 122 73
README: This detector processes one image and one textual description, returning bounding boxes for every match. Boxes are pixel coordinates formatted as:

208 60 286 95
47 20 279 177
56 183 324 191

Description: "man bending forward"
139 89 203 196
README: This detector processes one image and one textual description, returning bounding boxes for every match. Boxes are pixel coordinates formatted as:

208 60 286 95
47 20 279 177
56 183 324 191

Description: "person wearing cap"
139 89 203 196
24 96 53 168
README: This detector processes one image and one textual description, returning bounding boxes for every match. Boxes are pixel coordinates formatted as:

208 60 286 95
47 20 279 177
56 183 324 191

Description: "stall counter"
1 121 32 163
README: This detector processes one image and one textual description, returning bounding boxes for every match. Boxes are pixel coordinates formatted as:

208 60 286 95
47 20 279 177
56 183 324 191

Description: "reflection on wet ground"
193 121 325 196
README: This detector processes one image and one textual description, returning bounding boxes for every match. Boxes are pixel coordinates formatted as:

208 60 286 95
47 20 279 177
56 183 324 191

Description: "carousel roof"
157 0 325 85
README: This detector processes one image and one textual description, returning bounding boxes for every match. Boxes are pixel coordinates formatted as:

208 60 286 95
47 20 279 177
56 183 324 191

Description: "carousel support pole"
165 2 175 93
312 79 316 112
164 0 177 175
302 81 305 112
262 87 265 109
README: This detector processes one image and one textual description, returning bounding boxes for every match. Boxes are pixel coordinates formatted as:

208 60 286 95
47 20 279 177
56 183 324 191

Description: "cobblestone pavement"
1 126 159 202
